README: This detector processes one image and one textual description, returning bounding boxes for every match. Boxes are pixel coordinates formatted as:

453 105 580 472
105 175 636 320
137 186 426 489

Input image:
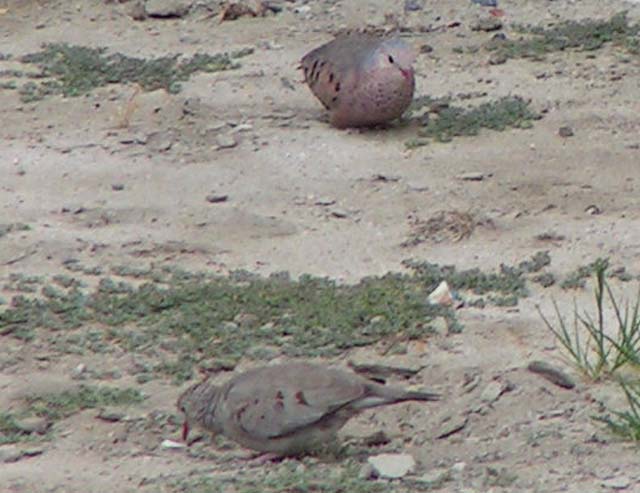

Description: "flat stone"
367 453 416 479
14 417 49 434
145 0 192 18
601 476 631 490
0 445 23 463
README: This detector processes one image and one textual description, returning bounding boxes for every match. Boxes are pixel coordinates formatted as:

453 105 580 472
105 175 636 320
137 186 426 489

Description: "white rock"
428 281 454 306
160 439 186 449
367 453 416 479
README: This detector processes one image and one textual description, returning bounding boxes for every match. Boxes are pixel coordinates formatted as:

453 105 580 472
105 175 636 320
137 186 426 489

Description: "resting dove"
177 362 439 456
300 33 417 128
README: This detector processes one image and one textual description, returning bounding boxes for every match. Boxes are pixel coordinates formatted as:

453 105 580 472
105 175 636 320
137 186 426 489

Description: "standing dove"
300 33 417 128
177 362 439 456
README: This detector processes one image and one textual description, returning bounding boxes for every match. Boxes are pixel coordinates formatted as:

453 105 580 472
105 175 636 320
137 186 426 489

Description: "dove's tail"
351 384 440 410
401 390 440 402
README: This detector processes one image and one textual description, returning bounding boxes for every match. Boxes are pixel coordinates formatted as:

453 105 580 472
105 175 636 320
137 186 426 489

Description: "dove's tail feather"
402 390 440 402
350 384 440 410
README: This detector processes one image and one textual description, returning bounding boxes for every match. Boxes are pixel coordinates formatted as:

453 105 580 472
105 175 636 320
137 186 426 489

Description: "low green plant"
596 379 640 441
538 258 640 380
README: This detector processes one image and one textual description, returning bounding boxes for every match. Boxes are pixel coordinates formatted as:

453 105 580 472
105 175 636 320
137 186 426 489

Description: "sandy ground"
2 0 640 491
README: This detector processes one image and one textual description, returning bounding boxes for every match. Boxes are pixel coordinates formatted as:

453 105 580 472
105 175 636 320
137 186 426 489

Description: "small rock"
457 172 489 181
359 462 376 479
111 183 125 191
145 0 192 18
97 408 127 422
471 17 502 32
416 468 449 487
330 208 349 219
480 380 506 403
205 193 229 204
146 130 176 152
471 0 497 6
216 134 238 150
0 445 23 463
437 413 468 439
451 461 467 478
14 417 49 434
488 52 508 65
601 476 631 490
527 360 575 389
129 1 147 20
428 280 454 306
71 363 87 379
361 430 391 447
161 439 186 449
314 197 336 206
367 453 416 479
404 0 423 11
558 126 574 138
585 204 602 215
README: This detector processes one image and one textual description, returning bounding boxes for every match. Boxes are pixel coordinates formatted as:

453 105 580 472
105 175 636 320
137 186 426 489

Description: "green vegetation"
12 43 253 102
485 12 639 61
171 462 385 493
26 385 145 421
596 380 640 441
0 258 546 383
406 97 539 147
539 258 640 380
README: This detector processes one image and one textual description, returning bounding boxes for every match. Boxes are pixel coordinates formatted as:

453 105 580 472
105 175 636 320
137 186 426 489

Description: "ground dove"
300 33 417 128
177 362 439 456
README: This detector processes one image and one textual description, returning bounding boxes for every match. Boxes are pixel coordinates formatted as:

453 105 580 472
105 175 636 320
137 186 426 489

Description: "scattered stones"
367 453 416 479
558 126 574 137
145 0 192 18
527 360 575 389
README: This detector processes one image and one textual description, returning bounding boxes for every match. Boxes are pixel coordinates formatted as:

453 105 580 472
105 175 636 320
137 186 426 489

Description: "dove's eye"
388 55 395 64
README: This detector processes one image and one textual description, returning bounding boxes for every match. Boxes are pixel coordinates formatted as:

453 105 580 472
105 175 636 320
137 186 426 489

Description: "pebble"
145 0 192 18
527 360 575 389
205 193 229 204
14 417 49 434
416 468 449 486
601 476 631 490
480 380 508 403
161 439 186 449
558 126 574 137
367 453 416 479
0 445 23 463
216 134 238 150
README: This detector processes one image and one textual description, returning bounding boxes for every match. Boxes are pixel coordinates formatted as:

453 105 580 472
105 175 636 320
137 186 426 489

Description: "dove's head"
177 380 221 441
371 37 416 81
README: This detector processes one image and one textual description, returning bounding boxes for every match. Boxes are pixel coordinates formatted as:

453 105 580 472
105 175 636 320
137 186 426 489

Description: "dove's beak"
400 67 413 80
182 420 190 441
